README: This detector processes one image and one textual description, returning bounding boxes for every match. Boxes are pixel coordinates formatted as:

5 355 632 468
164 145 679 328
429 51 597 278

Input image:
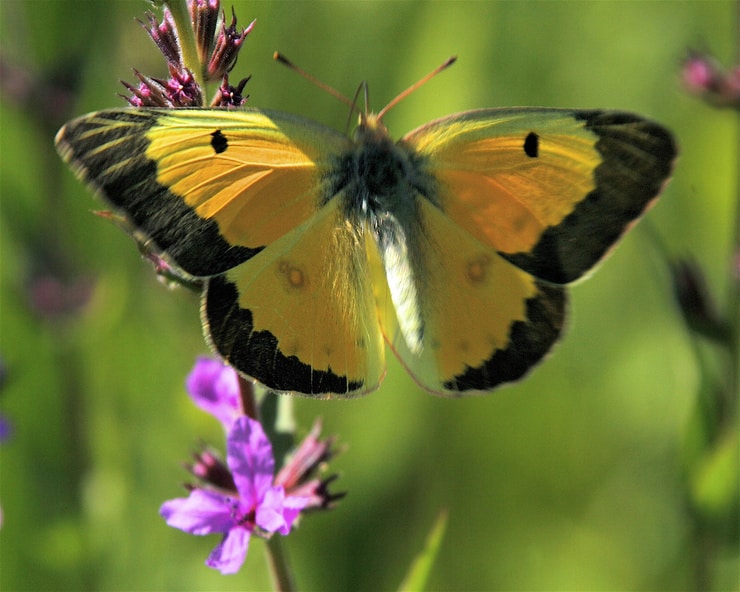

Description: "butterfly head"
354 112 391 144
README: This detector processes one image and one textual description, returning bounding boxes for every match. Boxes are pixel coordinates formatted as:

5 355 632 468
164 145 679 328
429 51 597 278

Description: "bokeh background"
1 1 737 590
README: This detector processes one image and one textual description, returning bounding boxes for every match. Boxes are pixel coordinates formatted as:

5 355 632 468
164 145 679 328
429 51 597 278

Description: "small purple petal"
228 417 275 505
281 493 312 529
255 486 289 533
186 357 241 430
257 487 311 535
160 489 234 535
206 527 251 575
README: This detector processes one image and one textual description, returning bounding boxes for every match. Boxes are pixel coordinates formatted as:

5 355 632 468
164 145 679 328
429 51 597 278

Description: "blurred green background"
1 1 737 590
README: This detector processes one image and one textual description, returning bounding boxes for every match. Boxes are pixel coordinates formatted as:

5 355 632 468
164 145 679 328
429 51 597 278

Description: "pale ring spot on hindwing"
465 253 492 286
277 260 308 291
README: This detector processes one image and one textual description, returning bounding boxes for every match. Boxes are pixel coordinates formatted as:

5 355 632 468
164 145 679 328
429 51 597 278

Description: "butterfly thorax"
352 116 406 200
339 113 428 354
344 114 432 217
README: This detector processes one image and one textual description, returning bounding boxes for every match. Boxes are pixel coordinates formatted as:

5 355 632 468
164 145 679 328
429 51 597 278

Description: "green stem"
265 535 296 592
165 0 206 91
237 375 259 421
728 0 740 420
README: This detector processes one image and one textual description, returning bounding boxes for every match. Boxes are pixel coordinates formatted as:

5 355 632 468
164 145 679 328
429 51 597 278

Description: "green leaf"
398 510 448 591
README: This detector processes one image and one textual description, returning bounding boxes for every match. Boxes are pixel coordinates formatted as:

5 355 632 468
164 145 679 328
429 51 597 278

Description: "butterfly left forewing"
55 108 351 278
402 108 676 284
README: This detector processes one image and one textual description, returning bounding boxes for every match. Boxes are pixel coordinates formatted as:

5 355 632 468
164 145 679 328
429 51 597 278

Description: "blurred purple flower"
0 412 9 529
27 271 94 319
682 50 740 109
186 356 242 430
161 416 310 574
0 415 11 442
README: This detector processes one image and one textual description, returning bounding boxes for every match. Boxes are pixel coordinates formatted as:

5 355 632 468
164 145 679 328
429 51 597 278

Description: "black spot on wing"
502 111 677 284
211 129 228 154
523 132 539 158
204 275 363 396
56 109 258 277
443 283 566 392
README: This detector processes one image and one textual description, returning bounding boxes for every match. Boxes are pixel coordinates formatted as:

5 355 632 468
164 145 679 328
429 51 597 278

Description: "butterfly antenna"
342 81 369 134
274 52 359 115
376 56 457 121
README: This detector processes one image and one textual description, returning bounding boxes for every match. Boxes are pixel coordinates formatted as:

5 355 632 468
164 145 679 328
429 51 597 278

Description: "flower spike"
190 0 221 66
140 9 182 69
206 10 254 80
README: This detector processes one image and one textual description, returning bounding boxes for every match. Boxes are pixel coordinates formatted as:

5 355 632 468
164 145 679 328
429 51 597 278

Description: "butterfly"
55 60 676 398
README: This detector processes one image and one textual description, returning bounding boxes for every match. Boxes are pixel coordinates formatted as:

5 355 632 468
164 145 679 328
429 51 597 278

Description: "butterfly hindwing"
204 197 385 397
403 108 677 284
372 196 566 395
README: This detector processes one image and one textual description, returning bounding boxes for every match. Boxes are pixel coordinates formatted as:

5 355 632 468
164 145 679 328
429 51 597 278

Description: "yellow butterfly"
55 61 676 398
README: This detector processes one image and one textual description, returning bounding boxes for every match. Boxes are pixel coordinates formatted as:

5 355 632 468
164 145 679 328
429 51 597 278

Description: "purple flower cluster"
123 0 253 108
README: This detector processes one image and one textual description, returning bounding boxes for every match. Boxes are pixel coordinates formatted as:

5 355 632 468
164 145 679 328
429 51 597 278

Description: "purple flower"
164 65 203 106
212 73 250 108
186 356 242 430
161 416 310 574
167 357 345 573
121 2 254 108
682 50 740 109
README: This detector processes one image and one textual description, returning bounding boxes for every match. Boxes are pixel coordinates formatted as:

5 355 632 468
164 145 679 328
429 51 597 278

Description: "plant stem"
265 535 296 592
237 375 259 421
